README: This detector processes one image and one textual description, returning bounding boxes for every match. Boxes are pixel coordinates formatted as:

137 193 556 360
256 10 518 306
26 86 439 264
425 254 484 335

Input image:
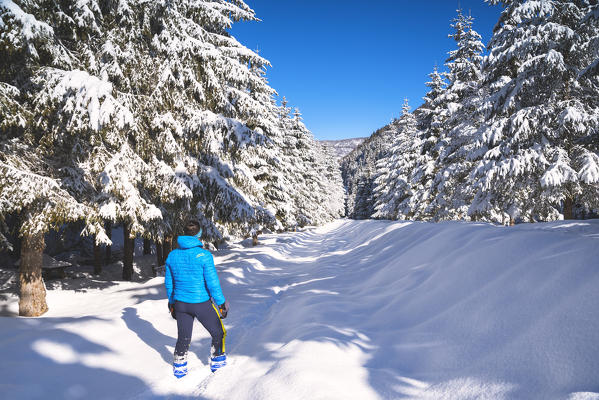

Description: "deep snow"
1 219 599 399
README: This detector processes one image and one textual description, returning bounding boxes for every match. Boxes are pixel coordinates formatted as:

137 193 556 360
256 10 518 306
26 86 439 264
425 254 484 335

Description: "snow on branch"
0 160 89 235
0 0 71 64
0 82 29 130
0 0 53 41
96 144 163 235
33 68 134 135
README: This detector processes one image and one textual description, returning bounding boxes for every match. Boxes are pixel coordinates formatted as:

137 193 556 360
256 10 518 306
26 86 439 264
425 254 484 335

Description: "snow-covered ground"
1 219 599 399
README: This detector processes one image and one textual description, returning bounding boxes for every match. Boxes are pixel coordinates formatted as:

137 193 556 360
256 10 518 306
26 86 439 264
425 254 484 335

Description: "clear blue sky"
231 1 502 140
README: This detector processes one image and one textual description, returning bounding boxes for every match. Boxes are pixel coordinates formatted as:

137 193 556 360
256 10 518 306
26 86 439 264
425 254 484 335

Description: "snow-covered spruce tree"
0 83 28 251
372 100 422 220
35 0 333 244
469 0 599 223
250 96 299 229
93 0 262 243
271 99 343 228
317 143 345 219
239 73 294 231
20 0 173 279
421 10 485 221
0 0 113 313
0 155 89 316
0 0 168 284
580 3 599 79
372 77 444 221
575 2 599 216
414 67 448 139
406 66 450 220
283 107 338 226
121 0 338 241
342 123 397 219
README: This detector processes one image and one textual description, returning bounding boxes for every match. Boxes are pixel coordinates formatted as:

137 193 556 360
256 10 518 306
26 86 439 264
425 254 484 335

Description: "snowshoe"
210 353 227 372
173 353 188 379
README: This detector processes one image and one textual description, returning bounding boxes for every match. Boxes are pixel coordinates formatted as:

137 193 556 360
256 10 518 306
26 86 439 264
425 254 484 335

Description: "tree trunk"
163 236 172 264
12 234 22 260
156 241 163 266
123 223 134 281
564 196 574 220
18 231 48 317
105 220 112 265
93 240 102 275
143 238 151 255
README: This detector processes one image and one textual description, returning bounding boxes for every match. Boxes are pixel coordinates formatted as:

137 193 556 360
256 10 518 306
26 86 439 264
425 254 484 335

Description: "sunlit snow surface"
1 219 599 399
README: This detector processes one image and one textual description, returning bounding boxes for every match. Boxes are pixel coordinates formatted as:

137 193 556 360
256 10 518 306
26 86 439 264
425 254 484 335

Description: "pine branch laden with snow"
32 68 135 146
0 0 72 69
579 3 599 78
0 156 88 237
0 83 29 134
94 144 163 238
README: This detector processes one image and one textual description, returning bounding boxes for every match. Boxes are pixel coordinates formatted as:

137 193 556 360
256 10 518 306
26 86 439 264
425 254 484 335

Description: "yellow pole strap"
212 302 227 354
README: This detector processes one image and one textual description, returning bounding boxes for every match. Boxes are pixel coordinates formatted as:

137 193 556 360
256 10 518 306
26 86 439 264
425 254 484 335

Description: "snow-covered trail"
1 219 599 399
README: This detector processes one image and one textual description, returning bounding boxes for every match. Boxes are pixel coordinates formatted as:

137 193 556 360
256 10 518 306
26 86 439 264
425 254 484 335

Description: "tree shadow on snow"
0 315 207 400
116 282 167 302
121 306 216 369
122 307 175 365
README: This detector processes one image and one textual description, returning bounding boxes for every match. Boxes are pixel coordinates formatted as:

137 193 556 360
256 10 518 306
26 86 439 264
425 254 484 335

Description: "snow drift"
1 219 598 399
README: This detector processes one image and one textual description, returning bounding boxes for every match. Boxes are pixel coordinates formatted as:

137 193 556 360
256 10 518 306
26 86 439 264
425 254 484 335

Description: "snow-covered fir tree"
1 0 113 314
420 10 485 220
372 100 422 220
406 67 450 220
284 107 343 226
318 143 346 219
342 123 397 219
469 0 599 223
575 2 599 214
414 67 448 141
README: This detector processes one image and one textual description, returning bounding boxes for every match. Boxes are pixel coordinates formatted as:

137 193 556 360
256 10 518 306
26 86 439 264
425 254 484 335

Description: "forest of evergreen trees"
2 0 599 317
0 0 344 316
343 1 599 225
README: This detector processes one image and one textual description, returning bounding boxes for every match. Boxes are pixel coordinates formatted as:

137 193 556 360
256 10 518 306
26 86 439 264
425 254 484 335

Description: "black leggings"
174 300 226 357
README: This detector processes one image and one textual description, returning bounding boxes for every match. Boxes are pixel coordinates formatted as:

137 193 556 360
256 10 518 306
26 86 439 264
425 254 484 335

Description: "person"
164 219 230 377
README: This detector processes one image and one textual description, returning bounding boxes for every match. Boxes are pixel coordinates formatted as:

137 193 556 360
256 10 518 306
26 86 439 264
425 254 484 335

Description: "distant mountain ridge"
320 137 367 160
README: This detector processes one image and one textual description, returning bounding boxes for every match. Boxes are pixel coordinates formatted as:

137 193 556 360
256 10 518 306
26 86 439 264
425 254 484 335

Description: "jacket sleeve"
203 252 225 306
164 257 174 303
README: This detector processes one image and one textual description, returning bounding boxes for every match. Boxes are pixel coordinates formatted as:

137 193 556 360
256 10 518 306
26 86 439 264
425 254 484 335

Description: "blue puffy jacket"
164 236 226 306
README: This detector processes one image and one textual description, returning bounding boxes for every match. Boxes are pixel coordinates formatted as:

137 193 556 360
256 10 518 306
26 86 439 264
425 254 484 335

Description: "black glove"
168 303 176 319
218 301 229 319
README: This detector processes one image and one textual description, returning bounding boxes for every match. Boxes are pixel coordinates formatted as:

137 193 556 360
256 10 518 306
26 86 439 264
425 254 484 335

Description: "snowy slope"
321 137 366 160
1 220 599 399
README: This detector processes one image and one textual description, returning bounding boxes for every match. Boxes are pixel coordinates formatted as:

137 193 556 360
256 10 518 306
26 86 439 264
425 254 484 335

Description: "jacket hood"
177 235 204 249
